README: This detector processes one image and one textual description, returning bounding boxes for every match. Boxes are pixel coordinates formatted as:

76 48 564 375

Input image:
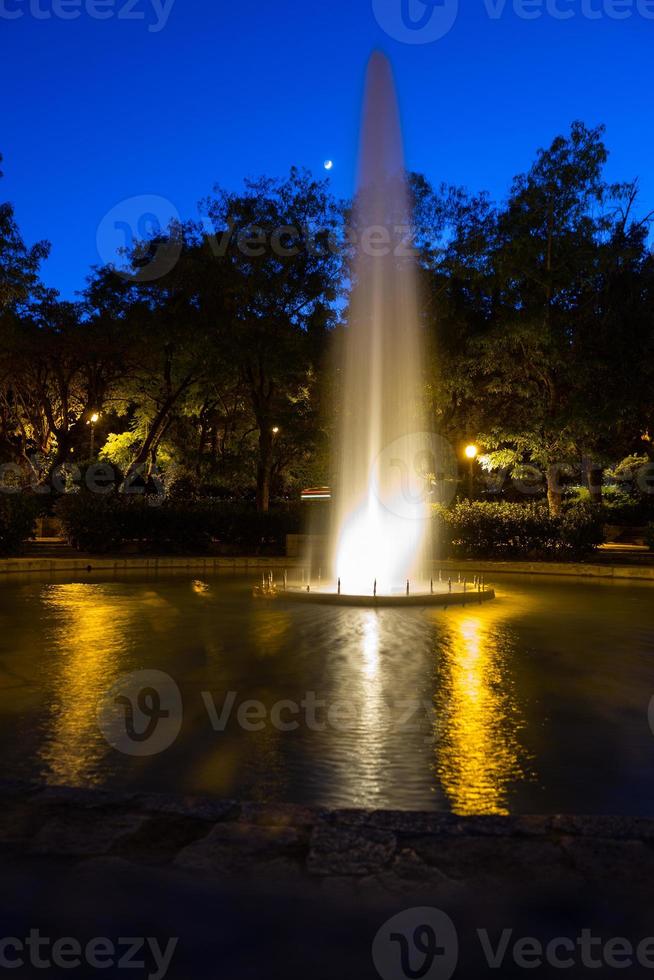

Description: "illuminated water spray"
329 52 432 595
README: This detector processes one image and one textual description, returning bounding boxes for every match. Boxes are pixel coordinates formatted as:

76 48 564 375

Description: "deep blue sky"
1 0 651 298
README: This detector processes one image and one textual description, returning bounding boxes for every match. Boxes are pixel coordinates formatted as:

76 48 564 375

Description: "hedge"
0 495 42 556
434 500 604 561
54 494 302 555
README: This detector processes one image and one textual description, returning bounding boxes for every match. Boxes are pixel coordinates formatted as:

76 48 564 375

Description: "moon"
324 160 334 171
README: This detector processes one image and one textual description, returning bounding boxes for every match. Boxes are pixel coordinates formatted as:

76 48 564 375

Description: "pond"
0 570 653 816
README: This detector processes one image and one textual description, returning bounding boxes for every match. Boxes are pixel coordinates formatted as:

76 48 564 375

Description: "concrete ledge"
434 558 654 582
0 555 653 582
0 556 293 576
1 781 653 898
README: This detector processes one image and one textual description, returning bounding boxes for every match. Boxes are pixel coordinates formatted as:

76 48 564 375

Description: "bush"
434 500 604 561
566 485 651 526
0 494 42 556
54 493 302 555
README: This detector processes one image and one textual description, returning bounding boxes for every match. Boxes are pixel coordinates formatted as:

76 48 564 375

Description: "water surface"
0 571 652 815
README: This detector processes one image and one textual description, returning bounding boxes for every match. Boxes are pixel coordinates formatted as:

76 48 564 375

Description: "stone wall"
2 781 653 902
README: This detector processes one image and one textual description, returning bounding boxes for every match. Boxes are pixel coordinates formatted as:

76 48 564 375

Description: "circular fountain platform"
269 588 496 608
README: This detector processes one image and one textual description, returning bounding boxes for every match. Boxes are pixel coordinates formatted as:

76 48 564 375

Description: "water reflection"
319 609 417 810
4 571 650 813
362 612 380 678
353 611 385 804
248 605 292 659
38 584 134 786
434 604 533 816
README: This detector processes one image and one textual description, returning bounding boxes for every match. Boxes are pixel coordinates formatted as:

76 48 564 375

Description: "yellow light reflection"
249 606 291 659
38 583 134 786
434 604 532 816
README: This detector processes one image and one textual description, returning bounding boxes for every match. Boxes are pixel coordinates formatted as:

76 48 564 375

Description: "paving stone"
307 823 396 876
367 811 457 835
31 785 136 810
239 801 322 828
552 814 654 840
30 811 150 857
175 822 302 874
402 835 572 884
391 846 455 882
560 836 654 886
134 793 239 823
115 814 214 864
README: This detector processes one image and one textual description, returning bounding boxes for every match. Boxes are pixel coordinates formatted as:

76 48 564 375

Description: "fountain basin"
271 587 496 608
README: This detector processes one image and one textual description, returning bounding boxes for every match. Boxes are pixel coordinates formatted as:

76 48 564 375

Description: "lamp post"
465 444 479 501
88 412 100 458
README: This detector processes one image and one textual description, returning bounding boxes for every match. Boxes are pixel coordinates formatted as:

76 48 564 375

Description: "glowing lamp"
465 444 479 460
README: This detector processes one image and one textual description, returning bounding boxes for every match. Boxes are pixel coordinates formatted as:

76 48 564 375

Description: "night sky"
2 0 651 297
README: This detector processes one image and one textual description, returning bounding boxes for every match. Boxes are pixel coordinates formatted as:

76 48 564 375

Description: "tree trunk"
196 419 208 478
256 427 273 513
125 379 191 480
126 420 166 480
546 464 563 517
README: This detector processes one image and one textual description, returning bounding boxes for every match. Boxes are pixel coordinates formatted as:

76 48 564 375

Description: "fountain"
269 52 493 607
330 50 431 597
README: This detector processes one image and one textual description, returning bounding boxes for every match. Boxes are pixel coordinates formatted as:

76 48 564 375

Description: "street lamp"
465 444 479 500
87 411 100 457
272 426 280 436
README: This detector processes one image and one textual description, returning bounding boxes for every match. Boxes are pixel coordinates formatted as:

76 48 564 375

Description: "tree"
203 168 340 510
0 155 49 316
437 123 653 514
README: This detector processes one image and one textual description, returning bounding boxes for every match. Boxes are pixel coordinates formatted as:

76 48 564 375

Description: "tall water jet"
329 52 431 595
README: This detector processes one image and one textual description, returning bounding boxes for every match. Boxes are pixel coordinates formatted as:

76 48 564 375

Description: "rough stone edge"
4 780 654 893
3 779 654 843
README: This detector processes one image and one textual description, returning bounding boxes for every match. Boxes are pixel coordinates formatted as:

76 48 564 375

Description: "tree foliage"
0 131 652 517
